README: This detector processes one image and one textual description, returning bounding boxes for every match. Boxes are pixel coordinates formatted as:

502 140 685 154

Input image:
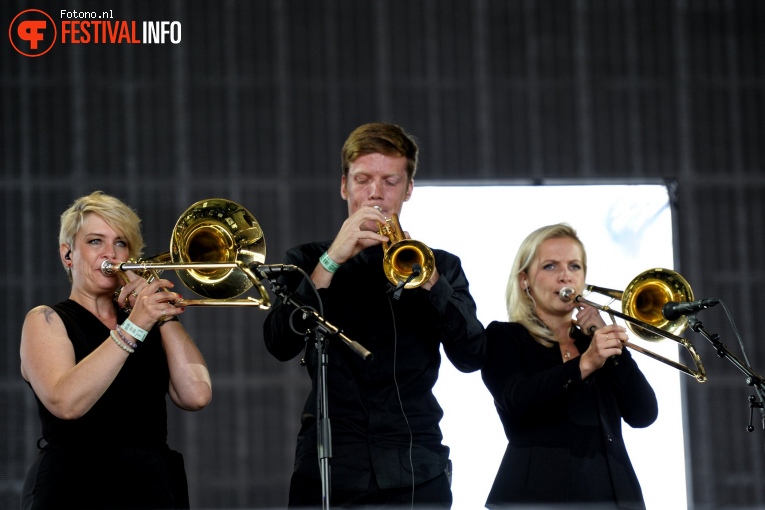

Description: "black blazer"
481 321 658 509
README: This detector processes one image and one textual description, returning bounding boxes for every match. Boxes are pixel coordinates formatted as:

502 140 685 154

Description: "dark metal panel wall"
2 0 764 508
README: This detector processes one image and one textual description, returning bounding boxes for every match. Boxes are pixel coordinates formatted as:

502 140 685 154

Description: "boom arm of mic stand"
688 316 764 389
303 309 373 361
687 316 765 436
262 275 373 361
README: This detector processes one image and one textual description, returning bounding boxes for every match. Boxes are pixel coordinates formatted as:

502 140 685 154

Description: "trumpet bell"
622 268 693 340
383 239 435 289
170 198 266 299
378 212 435 289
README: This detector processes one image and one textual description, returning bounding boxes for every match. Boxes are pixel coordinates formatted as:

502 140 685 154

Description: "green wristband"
121 319 148 342
319 251 341 273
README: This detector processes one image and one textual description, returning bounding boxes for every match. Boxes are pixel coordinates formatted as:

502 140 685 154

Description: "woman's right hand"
122 277 183 332
579 325 627 379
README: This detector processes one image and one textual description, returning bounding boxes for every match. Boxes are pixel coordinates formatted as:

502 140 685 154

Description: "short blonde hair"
506 223 587 347
59 191 144 272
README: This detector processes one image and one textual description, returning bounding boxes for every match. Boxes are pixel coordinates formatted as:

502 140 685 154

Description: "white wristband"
319 251 340 273
121 319 148 342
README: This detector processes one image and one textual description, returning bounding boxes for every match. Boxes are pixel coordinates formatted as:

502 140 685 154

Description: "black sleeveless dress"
21 299 189 510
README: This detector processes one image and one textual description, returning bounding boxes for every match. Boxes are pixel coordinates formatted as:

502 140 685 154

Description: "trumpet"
560 268 706 382
101 198 271 309
376 208 435 289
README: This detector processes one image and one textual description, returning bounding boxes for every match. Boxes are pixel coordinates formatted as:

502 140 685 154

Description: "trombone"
101 198 271 309
560 268 707 382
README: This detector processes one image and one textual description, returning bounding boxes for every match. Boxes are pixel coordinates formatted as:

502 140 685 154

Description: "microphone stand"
686 315 765 437
259 270 373 510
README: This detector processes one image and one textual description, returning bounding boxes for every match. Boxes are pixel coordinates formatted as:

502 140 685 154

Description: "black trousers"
288 470 452 509
21 443 189 510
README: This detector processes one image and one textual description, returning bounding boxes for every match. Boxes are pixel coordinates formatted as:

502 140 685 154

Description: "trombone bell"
171 199 266 299
621 268 694 341
565 268 706 382
102 198 270 308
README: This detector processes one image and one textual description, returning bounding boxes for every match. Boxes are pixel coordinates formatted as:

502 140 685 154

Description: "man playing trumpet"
263 122 486 508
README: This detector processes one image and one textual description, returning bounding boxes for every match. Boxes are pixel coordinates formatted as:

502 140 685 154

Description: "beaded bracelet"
121 319 148 342
110 330 135 354
115 325 138 350
158 316 179 327
319 251 340 273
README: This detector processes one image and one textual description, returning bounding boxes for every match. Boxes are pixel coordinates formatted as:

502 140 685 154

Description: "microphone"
389 264 423 299
249 263 297 279
662 298 720 320
401 264 423 288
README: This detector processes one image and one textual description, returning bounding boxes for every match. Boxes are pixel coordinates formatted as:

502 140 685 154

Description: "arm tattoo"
41 307 56 324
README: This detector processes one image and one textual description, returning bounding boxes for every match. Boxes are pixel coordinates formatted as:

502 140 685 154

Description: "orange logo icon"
9 9 57 57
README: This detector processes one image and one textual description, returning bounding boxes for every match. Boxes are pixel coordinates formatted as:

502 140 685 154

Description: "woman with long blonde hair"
481 223 657 509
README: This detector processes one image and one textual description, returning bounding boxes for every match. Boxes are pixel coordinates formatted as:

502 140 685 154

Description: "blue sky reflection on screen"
402 184 686 510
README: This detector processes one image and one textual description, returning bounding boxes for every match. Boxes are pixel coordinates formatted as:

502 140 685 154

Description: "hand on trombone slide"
579 325 629 377
114 267 184 328
573 304 607 337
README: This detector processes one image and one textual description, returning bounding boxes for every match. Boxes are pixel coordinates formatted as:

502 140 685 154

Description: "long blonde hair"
505 223 587 347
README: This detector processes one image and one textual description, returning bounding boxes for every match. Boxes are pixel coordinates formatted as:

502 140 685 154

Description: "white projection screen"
403 183 687 510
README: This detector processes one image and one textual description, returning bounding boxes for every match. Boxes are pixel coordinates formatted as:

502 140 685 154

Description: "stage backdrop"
409 183 687 510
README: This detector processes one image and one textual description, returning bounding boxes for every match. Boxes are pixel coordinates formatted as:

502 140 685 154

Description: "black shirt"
263 242 486 491
37 299 169 447
480 321 658 509
22 299 187 510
